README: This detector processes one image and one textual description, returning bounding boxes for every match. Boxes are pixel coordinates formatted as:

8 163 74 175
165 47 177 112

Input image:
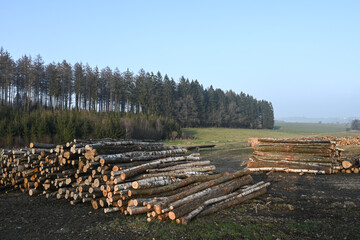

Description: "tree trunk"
196 183 269 218
168 175 253 220
128 173 225 197
153 169 250 214
132 176 181 190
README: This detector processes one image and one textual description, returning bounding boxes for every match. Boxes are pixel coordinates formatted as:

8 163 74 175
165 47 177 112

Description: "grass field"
166 121 360 148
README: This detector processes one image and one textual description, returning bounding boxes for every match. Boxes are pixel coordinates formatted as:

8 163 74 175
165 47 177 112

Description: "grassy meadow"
167 121 359 148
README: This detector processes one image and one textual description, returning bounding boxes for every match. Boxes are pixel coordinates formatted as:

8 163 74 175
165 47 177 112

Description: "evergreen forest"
0 47 274 146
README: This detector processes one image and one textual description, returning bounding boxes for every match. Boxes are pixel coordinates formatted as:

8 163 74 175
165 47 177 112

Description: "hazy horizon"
2 1 359 119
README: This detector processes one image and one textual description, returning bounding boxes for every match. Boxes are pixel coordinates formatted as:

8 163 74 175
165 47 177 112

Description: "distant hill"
275 117 358 124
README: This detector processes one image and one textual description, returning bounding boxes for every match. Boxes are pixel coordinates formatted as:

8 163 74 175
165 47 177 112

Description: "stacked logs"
339 155 360 173
0 139 269 224
247 138 342 174
298 136 360 146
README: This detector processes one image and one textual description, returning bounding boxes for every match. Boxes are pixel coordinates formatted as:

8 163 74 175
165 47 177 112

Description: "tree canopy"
0 47 274 130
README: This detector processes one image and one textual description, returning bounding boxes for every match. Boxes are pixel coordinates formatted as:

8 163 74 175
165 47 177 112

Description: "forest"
0 47 274 146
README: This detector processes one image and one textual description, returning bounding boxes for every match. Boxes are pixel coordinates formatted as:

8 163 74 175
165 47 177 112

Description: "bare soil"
1 149 360 239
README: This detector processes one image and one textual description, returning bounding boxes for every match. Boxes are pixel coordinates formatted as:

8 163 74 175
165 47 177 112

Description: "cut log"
196 183 269 218
153 169 250 214
180 181 268 224
104 207 121 213
119 156 188 181
341 157 359 169
30 142 58 149
127 206 150 215
248 156 332 173
253 151 337 163
147 165 215 175
132 176 181 190
128 173 224 197
168 175 253 220
248 167 327 174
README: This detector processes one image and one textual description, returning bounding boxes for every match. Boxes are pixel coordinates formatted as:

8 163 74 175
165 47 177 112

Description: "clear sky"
1 0 359 119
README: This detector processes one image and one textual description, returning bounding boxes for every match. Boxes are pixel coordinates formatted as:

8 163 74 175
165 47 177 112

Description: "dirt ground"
1 149 360 239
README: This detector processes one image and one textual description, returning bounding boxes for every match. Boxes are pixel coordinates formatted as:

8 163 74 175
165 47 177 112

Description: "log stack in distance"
247 138 343 174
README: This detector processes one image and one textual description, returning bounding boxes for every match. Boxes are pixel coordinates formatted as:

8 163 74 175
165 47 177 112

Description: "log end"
120 172 126 181
168 211 176 220
132 181 139 189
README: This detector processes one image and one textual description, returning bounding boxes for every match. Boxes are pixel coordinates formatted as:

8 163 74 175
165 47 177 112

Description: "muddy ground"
1 149 360 240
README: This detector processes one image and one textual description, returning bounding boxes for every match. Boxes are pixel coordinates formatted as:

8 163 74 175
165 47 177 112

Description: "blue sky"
1 0 359 119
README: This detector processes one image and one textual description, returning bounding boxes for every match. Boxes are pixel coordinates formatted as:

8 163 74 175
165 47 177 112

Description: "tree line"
0 47 274 129
0 106 180 147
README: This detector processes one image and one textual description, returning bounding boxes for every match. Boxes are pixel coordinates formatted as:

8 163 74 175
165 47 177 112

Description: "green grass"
101 215 322 240
166 122 360 148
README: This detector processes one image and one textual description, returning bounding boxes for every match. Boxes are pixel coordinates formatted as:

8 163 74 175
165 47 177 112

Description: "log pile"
0 139 269 224
335 137 360 146
248 138 342 174
339 155 360 173
297 136 360 146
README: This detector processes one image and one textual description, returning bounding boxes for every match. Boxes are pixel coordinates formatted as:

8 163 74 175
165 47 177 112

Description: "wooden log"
133 172 208 180
147 161 211 173
253 151 336 163
253 145 334 155
196 183 269 218
99 154 131 166
29 188 42 196
128 173 224 197
104 207 121 213
119 156 188 181
113 182 133 192
127 206 150 215
132 176 181 190
341 157 359 169
248 156 332 173
167 175 253 220
248 167 327 174
30 142 58 149
153 169 250 214
126 148 187 161
249 138 335 145
250 157 334 168
180 181 267 224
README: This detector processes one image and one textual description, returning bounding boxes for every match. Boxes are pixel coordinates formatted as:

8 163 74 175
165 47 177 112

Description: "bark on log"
99 154 131 166
253 145 334 155
248 167 327 174
147 160 211 173
248 156 332 173
153 169 250 214
104 207 121 213
180 181 266 223
132 176 181 190
119 156 188 181
196 183 269 218
30 142 58 149
253 151 336 163
128 173 224 197
167 175 253 220
342 157 359 169
127 206 150 215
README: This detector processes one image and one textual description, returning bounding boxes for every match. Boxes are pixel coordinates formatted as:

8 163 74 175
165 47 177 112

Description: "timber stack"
339 155 360 173
248 138 342 174
0 139 269 224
